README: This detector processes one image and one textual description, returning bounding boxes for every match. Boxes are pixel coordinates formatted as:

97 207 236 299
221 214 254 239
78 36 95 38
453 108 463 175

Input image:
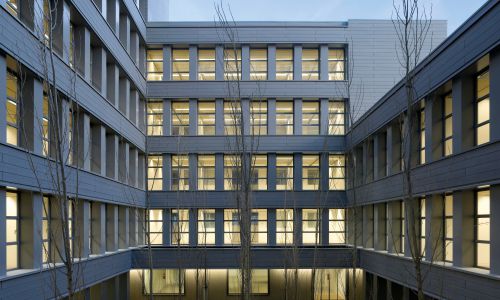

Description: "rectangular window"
198 209 215 245
276 49 293 80
251 209 268 245
302 49 319 80
276 101 294 135
6 0 19 17
43 0 50 45
443 93 453 156
329 209 345 244
198 101 215 135
42 196 50 264
147 209 163 245
198 154 215 190
147 155 163 191
276 155 294 190
6 70 19 146
302 208 320 245
328 101 345 135
276 209 294 245
329 154 345 190
302 154 320 190
401 200 405 253
42 93 50 156
68 200 74 255
419 101 426 164
224 101 241 135
250 49 267 80
302 101 320 135
146 49 163 81
171 209 189 245
443 193 453 263
251 155 268 190
228 269 269 295
6 191 19 270
144 269 184 295
172 155 189 191
69 23 75 68
420 198 426 256
250 101 267 135
328 49 345 80
476 69 490 145
198 49 216 80
224 48 241 80
475 188 490 269
224 155 240 190
172 49 189 80
147 100 163 136
171 101 189 136
224 209 240 245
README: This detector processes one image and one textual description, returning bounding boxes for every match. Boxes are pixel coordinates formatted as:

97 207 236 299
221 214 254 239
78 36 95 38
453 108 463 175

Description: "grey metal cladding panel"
122 0 147 38
0 144 147 206
0 251 132 299
131 247 353 269
70 0 146 94
148 191 347 208
0 12 145 150
147 136 345 153
147 81 348 98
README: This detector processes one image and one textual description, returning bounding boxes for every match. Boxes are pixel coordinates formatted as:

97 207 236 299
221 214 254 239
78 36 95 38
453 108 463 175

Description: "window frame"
224 209 241 245
302 154 320 191
146 49 164 81
301 48 319 80
329 154 345 191
198 49 216 80
443 193 453 263
197 209 216 245
6 191 20 271
250 48 268 80
147 209 163 245
474 187 490 269
276 101 294 135
328 101 345 135
227 269 270 295
6 70 19 146
276 208 294 245
276 154 294 191
475 68 490 146
443 93 453 156
198 154 216 191
250 100 268 135
276 49 293 80
197 100 216 135
302 100 320 135
224 48 242 81
251 154 268 191
147 155 163 191
171 154 189 191
171 209 189 246
224 101 242 136
147 100 164 136
171 101 189 136
302 208 320 245
171 48 190 81
329 208 346 244
328 48 346 80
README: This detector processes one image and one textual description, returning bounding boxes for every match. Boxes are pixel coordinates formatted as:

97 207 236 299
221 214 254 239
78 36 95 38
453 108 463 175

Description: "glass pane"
477 71 490 99
6 192 18 216
6 219 18 243
6 245 18 270
476 243 490 269
477 98 490 124
477 190 490 215
477 123 490 145
477 217 490 241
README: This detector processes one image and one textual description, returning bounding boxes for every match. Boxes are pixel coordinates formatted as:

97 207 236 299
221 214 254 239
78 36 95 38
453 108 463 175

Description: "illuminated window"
198 49 215 80
171 209 189 245
43 0 50 45
6 71 19 146
401 200 405 253
224 209 240 245
172 49 189 80
251 155 267 190
276 209 294 245
147 100 163 136
302 49 319 80
6 0 19 17
147 209 163 245
198 101 215 135
420 198 426 256
171 101 189 136
42 196 51 264
443 93 453 156
302 101 320 135
329 154 345 190
475 188 490 269
146 49 163 81
251 209 268 245
276 49 293 80
276 101 294 135
476 69 490 145
303 209 320 245
419 101 426 164
198 209 215 245
69 23 75 68
329 209 345 244
224 48 241 80
144 269 184 295
250 49 267 80
6 191 19 270
302 154 320 190
443 193 453 263
147 155 163 191
42 93 50 156
276 155 294 190
250 101 267 135
224 101 241 135
224 155 240 190
228 269 269 295
328 49 345 80
68 200 74 255
328 101 345 135
172 155 189 191
198 154 215 190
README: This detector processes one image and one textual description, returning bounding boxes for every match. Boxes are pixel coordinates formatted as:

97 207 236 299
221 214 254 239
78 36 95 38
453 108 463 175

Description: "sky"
148 0 488 35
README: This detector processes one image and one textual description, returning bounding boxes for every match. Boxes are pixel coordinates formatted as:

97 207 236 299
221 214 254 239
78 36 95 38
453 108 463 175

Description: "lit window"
401 200 405 253
42 196 51 264
443 194 453 263
224 101 241 135
43 0 50 45
250 101 267 135
42 93 50 156
419 101 426 164
172 155 189 191
171 209 189 245
171 101 189 136
443 93 453 156
68 200 75 255
475 188 490 269
276 155 294 190
144 269 184 295
476 69 490 145
198 101 215 135
146 49 163 81
224 155 241 190
329 209 345 244
329 154 345 190
6 0 19 17
302 49 319 80
420 198 426 256
276 209 294 245
251 209 268 245
276 101 294 135
6 191 19 270
302 208 320 245
69 23 75 68
276 49 293 80
328 101 345 135
147 155 163 191
147 209 163 245
198 209 215 245
224 48 241 80
147 100 163 136
6 71 19 146
228 269 269 295
198 49 215 80
328 49 345 80
198 154 215 190
172 49 189 80
302 101 320 135
250 49 267 80
302 154 320 190
251 155 267 190
315 269 347 299
224 209 240 245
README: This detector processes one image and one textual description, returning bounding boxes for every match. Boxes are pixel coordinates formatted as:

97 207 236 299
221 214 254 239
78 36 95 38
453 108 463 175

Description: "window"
224 101 241 135
276 209 294 245
443 93 453 156
443 194 453 263
198 49 215 80
250 101 267 135
251 155 267 190
401 200 405 253
302 101 320 135
6 191 19 270
224 209 240 245
329 155 345 190
250 49 267 80
276 49 293 80
198 101 215 135
302 154 320 190
476 69 490 145
67 200 74 255
6 0 19 16
328 49 345 80
42 93 50 156
328 101 345 135
171 49 189 80
315 269 347 300
69 23 75 68
144 269 185 295
475 188 490 269
224 155 240 190
43 0 50 45
146 49 163 81
6 70 19 146
228 269 269 295
147 209 163 245
276 155 294 190
147 100 163 136
198 209 215 245
224 48 241 80
302 49 319 80
171 101 189 136
147 155 163 191
42 196 50 264
251 209 268 245
303 209 320 245
171 209 189 245
276 101 294 135
329 209 345 244
171 155 189 191
419 101 426 164
420 198 426 256
198 154 215 190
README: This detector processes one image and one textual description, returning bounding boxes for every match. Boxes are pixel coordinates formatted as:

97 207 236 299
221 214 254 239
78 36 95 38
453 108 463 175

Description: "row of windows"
146 47 345 81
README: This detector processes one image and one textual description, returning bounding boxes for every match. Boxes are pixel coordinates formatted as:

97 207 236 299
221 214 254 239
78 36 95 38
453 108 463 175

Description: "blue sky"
148 0 488 35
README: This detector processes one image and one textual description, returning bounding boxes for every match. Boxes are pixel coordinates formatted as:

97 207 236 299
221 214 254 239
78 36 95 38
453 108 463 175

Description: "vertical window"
302 101 320 135
251 155 268 190
276 209 294 245
224 155 240 190
476 69 490 145
302 208 320 245
172 49 189 80
228 269 269 295
475 188 490 269
443 193 453 263
42 93 50 156
250 49 267 80
420 198 426 256
171 155 189 191
42 196 50 264
419 101 426 164
251 209 268 245
147 100 163 136
198 154 215 190
171 101 189 136
328 49 345 80
276 155 294 190
224 48 241 80
443 93 453 156
329 209 346 244
302 154 320 190
302 49 319 80
146 49 163 81
144 269 185 295
224 209 240 245
6 191 19 270
198 101 215 135
68 200 74 255
43 0 50 45
328 101 345 135
6 0 19 17
198 49 215 80
329 154 345 190
147 155 163 191
6 71 19 146
171 209 189 245
401 200 405 253
224 101 241 135
198 209 215 245
276 101 294 135
69 23 75 68
276 49 293 80
250 101 267 135
147 209 163 245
